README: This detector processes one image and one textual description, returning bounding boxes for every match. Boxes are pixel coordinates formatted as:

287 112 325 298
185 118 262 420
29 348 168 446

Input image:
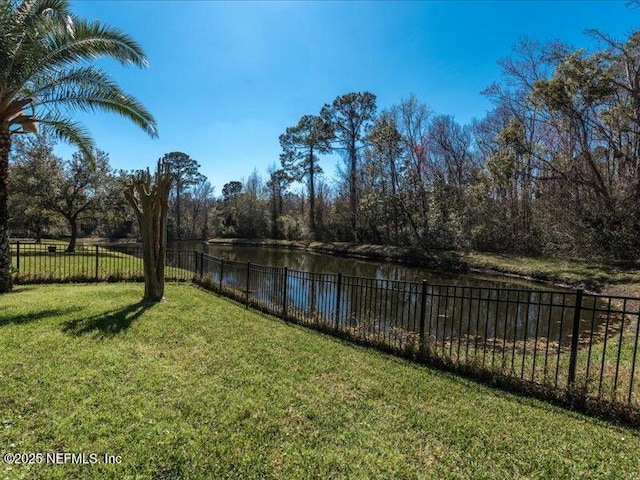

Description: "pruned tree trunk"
125 160 172 302
0 130 12 293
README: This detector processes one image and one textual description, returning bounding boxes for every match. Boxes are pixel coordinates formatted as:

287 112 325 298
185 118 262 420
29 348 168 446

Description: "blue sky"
59 0 639 193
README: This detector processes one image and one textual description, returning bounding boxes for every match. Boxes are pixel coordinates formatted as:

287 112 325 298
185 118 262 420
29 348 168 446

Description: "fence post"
282 267 288 318
16 241 20 272
419 280 427 358
95 245 99 280
335 272 342 331
199 251 204 279
568 289 584 387
193 250 198 278
245 261 251 308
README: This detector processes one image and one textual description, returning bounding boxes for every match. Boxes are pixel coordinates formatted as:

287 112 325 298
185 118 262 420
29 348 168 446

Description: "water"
165 241 611 345
159 241 628 365
172 241 557 290
116 241 633 404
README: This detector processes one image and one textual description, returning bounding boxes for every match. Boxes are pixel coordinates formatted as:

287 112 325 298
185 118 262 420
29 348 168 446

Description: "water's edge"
208 238 583 293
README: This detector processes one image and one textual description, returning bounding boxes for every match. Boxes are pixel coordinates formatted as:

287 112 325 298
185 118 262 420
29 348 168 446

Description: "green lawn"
462 251 640 297
9 243 193 283
1 284 638 479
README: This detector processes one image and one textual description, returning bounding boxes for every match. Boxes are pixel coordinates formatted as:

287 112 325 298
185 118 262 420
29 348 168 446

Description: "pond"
161 242 619 356
172 241 556 290
91 240 631 403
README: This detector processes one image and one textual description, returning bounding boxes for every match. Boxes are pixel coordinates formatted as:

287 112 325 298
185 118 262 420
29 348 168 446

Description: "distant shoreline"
208 238 640 298
13 236 640 297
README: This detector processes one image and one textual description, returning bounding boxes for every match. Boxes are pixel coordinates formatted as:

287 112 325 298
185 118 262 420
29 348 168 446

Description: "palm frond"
33 91 158 137
36 18 149 73
1 0 156 141
1 0 72 86
15 0 70 26
27 65 114 93
35 112 95 159
25 66 158 136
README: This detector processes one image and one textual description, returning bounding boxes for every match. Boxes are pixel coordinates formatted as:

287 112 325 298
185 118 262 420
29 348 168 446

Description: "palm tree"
0 0 158 292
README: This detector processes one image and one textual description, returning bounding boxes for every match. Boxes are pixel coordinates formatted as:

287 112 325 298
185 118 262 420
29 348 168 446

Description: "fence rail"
9 242 640 422
196 251 640 420
9 242 194 282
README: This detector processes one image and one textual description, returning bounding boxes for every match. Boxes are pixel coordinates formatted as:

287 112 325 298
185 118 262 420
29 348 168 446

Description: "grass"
417 326 640 416
199 264 640 418
9 243 193 283
1 283 639 479
462 252 640 297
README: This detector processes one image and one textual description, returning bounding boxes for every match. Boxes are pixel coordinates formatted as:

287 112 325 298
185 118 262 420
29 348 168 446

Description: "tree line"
219 30 640 261
8 136 216 251
9 29 640 261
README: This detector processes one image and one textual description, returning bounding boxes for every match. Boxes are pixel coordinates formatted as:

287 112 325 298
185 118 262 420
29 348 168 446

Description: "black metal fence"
9 242 640 421
195 251 640 419
10 242 195 282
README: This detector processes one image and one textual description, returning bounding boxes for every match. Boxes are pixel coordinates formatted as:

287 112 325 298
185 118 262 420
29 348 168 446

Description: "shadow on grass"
5 285 39 294
62 302 153 338
0 307 82 328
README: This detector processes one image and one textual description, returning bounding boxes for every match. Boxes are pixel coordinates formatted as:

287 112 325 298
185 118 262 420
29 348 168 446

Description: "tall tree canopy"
321 92 376 241
279 114 333 238
161 152 204 239
11 135 111 252
8 134 58 241
0 0 157 292
49 150 111 253
266 165 290 239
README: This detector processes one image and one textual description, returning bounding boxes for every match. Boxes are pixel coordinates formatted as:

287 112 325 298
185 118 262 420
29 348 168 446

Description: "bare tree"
364 110 404 243
189 179 215 240
393 94 432 244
